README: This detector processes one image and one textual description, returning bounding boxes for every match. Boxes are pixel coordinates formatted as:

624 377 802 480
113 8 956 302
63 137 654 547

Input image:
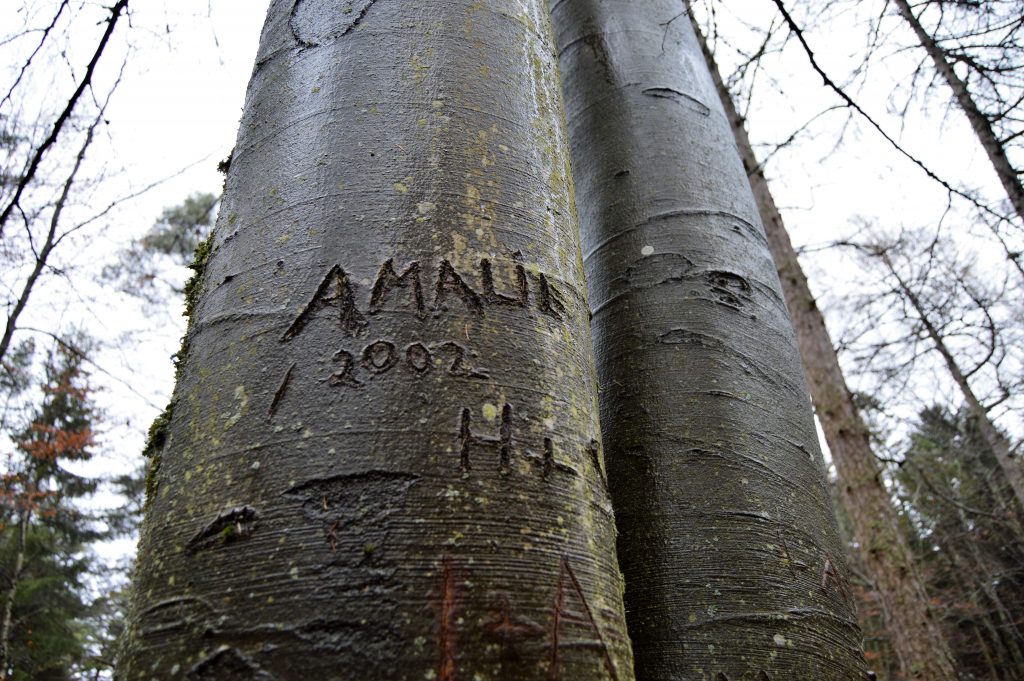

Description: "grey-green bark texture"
118 2 634 679
691 16 958 681
551 1 869 679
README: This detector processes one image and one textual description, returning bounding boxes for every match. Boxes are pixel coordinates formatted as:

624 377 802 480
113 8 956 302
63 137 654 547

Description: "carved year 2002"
327 339 488 387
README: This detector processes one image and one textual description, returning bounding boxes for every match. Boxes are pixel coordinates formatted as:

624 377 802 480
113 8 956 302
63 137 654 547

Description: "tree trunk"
893 0 1024 227
552 2 867 678
689 13 959 681
118 2 633 679
0 509 28 680
879 253 1024 511
0 508 30 680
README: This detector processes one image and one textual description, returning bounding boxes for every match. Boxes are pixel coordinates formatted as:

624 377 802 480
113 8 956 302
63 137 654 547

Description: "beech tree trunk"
551 2 867 679
118 2 633 679
689 14 959 681
893 0 1024 226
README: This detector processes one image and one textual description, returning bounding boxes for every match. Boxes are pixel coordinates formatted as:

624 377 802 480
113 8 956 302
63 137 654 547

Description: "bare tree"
690 8 959 680
845 234 1024 508
705 0 1024 277
0 0 129 241
1 0 131 370
893 0 1024 227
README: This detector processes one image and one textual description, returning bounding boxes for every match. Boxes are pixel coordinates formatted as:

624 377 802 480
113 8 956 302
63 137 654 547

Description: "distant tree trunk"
877 251 1024 511
893 0 1024 226
0 509 28 680
690 14 959 681
118 2 633 679
552 1 867 678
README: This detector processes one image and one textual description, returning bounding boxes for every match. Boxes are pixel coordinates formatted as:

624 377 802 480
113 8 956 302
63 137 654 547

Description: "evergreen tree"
896 407 1024 680
103 192 219 306
0 342 110 679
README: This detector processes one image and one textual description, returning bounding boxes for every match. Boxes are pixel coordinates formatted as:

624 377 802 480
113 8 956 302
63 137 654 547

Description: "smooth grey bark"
691 17 958 681
551 1 868 679
118 2 633 679
893 0 1024 227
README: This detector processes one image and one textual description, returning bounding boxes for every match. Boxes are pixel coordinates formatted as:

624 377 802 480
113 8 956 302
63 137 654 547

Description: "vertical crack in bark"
266 362 295 420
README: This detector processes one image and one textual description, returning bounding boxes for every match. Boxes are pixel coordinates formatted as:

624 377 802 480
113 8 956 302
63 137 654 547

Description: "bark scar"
642 86 711 116
188 506 260 552
188 646 274 680
290 0 378 47
266 362 295 420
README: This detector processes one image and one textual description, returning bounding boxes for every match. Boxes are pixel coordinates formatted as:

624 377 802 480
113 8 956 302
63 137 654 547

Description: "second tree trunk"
552 1 868 678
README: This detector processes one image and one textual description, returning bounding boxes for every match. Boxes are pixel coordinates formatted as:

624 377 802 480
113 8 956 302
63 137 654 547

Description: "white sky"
89 0 271 425
1 1 270 564
86 1 272 561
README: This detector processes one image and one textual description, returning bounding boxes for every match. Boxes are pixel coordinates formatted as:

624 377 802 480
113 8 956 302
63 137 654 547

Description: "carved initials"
483 595 544 662
457 403 514 473
370 258 425 317
282 257 571 342
537 273 566 319
435 260 484 313
549 556 618 680
438 556 458 681
588 439 608 490
327 349 360 386
362 340 398 373
481 257 528 307
281 265 366 340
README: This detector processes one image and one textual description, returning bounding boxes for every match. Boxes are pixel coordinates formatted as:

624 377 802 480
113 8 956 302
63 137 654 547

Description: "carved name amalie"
280 255 571 342
265 253 603 486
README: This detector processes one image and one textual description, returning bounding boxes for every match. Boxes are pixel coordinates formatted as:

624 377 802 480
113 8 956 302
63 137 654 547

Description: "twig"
0 0 130 240
768 0 1013 225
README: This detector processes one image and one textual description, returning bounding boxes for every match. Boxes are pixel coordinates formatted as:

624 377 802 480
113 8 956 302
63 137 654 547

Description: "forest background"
0 0 1021 678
